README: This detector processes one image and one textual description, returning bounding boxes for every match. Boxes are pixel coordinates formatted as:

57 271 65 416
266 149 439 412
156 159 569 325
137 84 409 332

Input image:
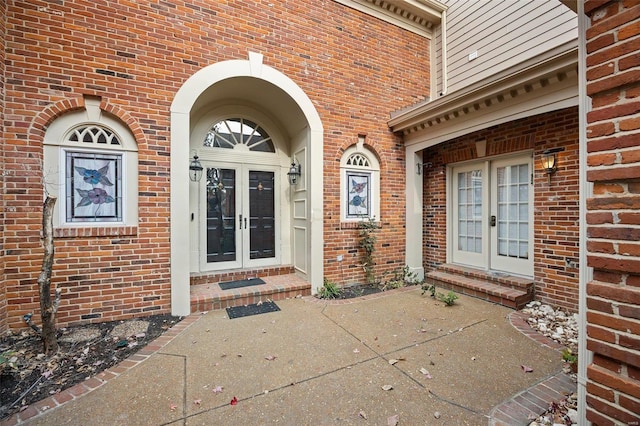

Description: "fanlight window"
204 118 275 153
346 153 370 168
68 126 121 146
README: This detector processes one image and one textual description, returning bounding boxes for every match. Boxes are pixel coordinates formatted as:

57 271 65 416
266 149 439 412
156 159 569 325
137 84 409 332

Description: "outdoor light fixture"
189 153 203 182
416 162 433 175
287 162 301 185
541 147 565 182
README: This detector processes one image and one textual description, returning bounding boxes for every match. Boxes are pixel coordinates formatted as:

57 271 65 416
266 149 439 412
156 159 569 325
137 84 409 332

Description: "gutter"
440 8 447 96
577 1 591 422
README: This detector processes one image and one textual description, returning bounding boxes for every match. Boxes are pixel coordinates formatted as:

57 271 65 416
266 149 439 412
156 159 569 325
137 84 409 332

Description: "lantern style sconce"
287 161 301 185
416 162 432 175
189 153 203 182
541 147 565 182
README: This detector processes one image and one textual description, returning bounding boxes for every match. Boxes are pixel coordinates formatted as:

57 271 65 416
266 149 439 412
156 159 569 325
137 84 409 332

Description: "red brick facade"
585 0 640 424
422 107 581 312
0 1 429 331
0 0 6 333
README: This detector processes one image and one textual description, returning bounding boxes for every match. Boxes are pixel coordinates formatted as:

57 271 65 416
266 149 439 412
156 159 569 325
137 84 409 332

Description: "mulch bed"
0 313 182 420
336 284 384 299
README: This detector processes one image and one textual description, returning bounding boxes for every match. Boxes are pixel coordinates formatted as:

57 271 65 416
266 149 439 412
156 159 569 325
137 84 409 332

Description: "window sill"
53 226 138 238
340 221 382 230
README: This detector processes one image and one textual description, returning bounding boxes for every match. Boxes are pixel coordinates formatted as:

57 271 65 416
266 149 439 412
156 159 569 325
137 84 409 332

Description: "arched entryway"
170 52 323 316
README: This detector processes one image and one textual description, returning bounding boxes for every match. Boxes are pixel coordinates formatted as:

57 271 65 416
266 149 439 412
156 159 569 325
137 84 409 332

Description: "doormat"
226 301 280 319
219 277 266 291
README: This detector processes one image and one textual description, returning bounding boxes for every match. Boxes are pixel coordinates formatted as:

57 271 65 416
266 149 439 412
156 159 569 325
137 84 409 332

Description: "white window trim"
43 101 138 228
340 144 380 222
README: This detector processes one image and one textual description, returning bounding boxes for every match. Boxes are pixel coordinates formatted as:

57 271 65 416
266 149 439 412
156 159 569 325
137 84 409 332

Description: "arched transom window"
340 143 381 221
204 118 275 153
43 99 138 228
68 125 121 146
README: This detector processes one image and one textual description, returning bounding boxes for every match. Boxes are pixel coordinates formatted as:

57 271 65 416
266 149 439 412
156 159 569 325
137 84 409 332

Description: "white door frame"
489 154 534 276
447 152 534 277
199 163 281 272
170 53 324 316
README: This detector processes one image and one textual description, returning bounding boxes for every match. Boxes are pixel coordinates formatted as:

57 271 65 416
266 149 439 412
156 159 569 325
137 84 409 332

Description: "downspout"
577 1 591 423
440 9 448 96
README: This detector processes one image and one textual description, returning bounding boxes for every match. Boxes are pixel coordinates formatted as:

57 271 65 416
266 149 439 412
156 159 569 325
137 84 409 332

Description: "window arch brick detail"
29 97 147 150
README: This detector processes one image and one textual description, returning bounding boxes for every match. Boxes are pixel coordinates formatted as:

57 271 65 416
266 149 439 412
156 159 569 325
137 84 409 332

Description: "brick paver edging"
1 315 202 426
488 311 577 426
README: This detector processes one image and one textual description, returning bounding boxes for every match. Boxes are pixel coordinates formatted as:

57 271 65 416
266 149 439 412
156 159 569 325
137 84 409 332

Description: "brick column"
584 1 640 424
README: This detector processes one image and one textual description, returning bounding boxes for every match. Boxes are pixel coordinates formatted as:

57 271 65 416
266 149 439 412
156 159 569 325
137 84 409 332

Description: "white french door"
451 154 533 277
201 163 279 271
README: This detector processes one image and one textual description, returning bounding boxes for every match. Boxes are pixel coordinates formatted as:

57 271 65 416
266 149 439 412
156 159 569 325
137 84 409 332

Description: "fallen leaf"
193 399 201 405
212 386 224 393
434 411 441 419
387 414 399 425
170 403 177 411
353 348 360 354
389 359 398 365
359 410 367 419
419 368 432 379
230 396 238 405
265 355 277 361
381 384 393 391
521 365 534 373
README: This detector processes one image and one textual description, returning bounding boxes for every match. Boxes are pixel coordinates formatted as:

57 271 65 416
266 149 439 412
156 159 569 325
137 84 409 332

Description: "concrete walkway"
3 287 575 425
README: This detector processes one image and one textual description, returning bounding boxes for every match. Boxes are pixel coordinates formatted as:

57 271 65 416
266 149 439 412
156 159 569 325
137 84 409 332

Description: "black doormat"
226 301 280 319
219 277 266 290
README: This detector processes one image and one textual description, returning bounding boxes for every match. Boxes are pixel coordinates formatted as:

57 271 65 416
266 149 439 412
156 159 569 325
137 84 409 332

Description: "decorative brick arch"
28 97 147 148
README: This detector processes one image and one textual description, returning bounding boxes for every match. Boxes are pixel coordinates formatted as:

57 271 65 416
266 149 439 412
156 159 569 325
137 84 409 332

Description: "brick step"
425 266 534 310
436 263 535 293
190 274 311 313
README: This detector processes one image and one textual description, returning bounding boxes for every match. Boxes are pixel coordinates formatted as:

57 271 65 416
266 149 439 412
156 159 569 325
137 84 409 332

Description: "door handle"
239 214 242 230
244 217 248 229
490 215 496 227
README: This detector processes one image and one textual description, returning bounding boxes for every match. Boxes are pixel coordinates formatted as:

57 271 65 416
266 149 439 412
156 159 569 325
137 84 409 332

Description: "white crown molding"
389 40 579 136
333 0 446 38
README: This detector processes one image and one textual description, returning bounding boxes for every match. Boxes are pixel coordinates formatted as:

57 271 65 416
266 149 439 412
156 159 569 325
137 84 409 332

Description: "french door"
202 163 278 270
451 154 533 277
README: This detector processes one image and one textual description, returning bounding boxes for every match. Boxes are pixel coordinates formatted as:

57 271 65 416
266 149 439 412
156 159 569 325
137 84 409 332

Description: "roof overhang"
333 0 447 37
388 40 579 139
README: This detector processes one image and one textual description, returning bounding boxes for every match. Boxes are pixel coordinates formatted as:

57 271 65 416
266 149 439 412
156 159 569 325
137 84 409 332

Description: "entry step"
425 264 534 310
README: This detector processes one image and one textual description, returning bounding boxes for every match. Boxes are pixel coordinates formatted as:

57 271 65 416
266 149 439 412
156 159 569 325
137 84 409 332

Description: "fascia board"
389 40 579 132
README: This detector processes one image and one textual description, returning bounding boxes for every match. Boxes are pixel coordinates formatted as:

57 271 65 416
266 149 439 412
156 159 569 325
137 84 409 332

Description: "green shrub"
317 278 342 299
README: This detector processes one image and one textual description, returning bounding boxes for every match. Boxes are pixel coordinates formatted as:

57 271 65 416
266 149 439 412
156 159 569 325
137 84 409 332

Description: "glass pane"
204 118 275 152
519 242 528 258
206 168 236 263
249 170 276 260
457 169 483 254
509 241 518 257
496 163 530 259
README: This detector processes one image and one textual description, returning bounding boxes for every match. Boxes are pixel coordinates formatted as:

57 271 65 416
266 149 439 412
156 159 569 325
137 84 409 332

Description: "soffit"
388 40 579 136
333 0 446 37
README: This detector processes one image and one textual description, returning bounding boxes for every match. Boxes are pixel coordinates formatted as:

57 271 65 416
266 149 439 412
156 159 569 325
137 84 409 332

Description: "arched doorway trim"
170 52 323 315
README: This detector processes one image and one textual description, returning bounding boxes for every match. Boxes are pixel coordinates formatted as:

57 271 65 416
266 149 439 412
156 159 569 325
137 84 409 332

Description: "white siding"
433 0 577 96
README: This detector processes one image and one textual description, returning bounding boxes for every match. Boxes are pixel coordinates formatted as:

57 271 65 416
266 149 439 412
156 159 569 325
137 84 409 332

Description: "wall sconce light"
416 162 433 175
287 162 301 185
541 147 565 182
189 153 203 182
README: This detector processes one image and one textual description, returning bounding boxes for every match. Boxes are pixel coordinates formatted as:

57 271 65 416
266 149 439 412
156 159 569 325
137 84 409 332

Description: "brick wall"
0 0 6 332
1 1 429 330
423 107 581 312
584 0 640 424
